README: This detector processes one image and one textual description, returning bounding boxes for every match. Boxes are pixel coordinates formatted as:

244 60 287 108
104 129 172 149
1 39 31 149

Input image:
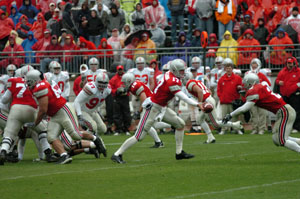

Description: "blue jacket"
19 0 39 24
21 31 37 63
9 4 22 26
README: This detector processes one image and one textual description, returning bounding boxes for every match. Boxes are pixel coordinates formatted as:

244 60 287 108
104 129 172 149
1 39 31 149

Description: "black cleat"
45 149 59 163
175 150 195 160
94 136 107 157
150 141 164 148
6 152 19 163
0 150 7 165
89 148 100 159
111 154 125 164
105 127 113 135
56 154 72 164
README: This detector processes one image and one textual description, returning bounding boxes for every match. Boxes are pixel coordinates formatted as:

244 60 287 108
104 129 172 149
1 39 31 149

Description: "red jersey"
246 83 286 114
7 77 37 109
151 71 182 106
129 80 152 97
31 80 66 116
186 79 211 102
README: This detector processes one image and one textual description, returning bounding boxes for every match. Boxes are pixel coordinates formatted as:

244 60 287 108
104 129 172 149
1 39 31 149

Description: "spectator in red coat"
276 57 300 131
266 0 288 33
40 34 63 73
31 29 51 63
237 29 261 66
109 65 132 135
0 35 25 67
30 13 47 40
0 9 14 51
36 0 56 15
77 36 97 62
206 33 219 68
217 58 243 135
16 15 33 39
97 38 113 68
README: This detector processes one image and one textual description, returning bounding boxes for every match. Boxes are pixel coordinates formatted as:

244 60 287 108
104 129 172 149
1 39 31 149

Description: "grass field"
1 132 300 199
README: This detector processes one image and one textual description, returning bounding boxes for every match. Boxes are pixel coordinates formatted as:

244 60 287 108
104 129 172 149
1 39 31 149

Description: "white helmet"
135 57 145 70
169 59 186 79
191 56 201 68
25 69 41 89
250 58 261 73
49 61 61 74
121 72 135 90
89 57 99 71
222 58 233 66
21 65 34 77
14 68 22 77
162 64 170 73
95 72 109 90
243 72 259 89
6 64 17 77
182 71 193 86
80 64 89 77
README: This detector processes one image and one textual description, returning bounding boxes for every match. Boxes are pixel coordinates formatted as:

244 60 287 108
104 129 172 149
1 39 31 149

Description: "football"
202 102 213 113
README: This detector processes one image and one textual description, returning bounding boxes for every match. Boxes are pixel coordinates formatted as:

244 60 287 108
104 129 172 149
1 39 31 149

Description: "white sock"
84 148 89 153
154 122 171 129
175 129 184 154
18 139 26 160
31 132 44 159
284 140 300 153
1 137 12 152
201 122 214 140
93 135 97 141
38 132 51 152
90 142 96 148
148 127 161 142
288 136 300 145
114 136 138 156
60 152 67 156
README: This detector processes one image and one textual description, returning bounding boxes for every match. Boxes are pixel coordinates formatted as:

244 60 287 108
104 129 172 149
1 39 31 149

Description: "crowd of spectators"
0 0 299 71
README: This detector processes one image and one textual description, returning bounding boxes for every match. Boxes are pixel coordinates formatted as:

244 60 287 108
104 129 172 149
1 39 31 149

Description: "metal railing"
0 44 299 74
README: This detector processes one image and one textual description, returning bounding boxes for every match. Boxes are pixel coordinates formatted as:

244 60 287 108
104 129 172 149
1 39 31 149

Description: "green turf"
1 132 300 199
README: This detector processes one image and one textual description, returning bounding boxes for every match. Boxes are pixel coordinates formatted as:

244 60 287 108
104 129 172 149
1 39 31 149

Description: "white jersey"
86 69 107 83
260 68 272 83
210 67 225 92
44 71 70 99
0 74 11 111
128 67 154 87
186 66 204 77
74 81 111 115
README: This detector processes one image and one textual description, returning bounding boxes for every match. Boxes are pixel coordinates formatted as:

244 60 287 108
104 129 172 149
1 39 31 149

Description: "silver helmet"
25 70 41 89
169 59 186 79
191 56 201 68
89 57 99 71
243 72 259 89
49 61 61 74
20 65 34 77
6 64 17 77
95 72 109 90
182 71 193 86
121 72 135 90
135 56 145 70
222 58 233 67
215 56 224 67
250 58 261 73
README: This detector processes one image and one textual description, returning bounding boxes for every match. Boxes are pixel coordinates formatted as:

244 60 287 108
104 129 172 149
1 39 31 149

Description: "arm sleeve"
63 81 70 98
1 90 12 104
74 90 89 116
175 91 199 106
230 101 255 117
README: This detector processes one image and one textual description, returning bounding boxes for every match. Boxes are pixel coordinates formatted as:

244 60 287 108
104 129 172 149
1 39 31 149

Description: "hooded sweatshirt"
216 30 238 65
130 3 146 31
0 10 14 40
97 38 114 57
30 13 47 40
21 31 37 63
0 35 25 67
107 4 126 34
144 0 167 29
19 0 39 24
87 10 104 36
16 15 33 38
9 4 22 26
175 31 191 51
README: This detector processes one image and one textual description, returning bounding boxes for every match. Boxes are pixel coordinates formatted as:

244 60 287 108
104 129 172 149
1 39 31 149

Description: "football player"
73 72 110 137
24 70 106 164
86 57 106 83
45 61 70 100
182 72 243 143
111 59 202 163
223 73 300 153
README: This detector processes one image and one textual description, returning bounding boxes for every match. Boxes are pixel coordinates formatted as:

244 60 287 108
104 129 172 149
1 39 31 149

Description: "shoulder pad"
187 80 196 91
84 82 97 95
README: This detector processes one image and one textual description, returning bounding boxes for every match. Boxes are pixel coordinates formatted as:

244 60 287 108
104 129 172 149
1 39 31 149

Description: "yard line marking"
169 178 300 199
0 163 154 181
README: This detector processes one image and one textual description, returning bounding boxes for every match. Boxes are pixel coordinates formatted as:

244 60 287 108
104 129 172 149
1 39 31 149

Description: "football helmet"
243 72 259 89
191 56 201 69
135 57 145 71
121 72 135 90
95 72 109 90
20 65 34 77
169 59 186 79
80 64 89 77
6 64 17 77
182 71 193 86
250 58 261 73
49 61 61 75
89 57 99 71
25 70 41 89
14 68 22 77
222 58 233 67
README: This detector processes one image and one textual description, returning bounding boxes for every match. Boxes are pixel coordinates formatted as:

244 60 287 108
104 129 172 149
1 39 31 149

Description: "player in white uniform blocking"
223 73 300 154
128 57 155 120
73 72 109 139
182 72 243 143
25 70 106 164
111 59 202 163
44 61 70 100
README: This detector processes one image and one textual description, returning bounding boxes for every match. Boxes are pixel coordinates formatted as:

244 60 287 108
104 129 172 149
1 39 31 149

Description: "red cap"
287 57 294 63
117 65 124 70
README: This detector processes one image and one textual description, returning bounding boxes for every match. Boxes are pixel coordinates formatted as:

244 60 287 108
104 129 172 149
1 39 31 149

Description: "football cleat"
111 154 126 164
45 149 59 163
56 154 72 164
175 150 195 160
150 141 164 148
6 152 19 163
94 136 107 157
0 150 7 165
89 148 100 159
204 138 216 144
232 121 243 130
251 130 258 135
